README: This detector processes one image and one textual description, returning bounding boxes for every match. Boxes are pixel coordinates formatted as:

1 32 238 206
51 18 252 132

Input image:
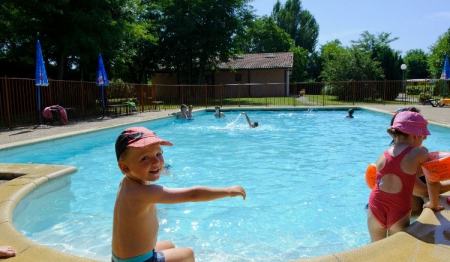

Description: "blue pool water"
7 109 450 261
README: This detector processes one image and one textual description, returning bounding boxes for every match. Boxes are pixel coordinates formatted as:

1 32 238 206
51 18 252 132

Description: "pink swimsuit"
368 146 416 228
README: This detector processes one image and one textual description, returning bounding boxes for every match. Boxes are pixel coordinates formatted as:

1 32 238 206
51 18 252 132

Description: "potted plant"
419 92 432 105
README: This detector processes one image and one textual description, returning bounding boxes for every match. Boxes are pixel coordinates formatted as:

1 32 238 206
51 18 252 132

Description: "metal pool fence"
0 76 445 128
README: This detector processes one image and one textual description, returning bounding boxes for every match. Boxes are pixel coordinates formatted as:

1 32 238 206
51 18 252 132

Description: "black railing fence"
0 77 445 128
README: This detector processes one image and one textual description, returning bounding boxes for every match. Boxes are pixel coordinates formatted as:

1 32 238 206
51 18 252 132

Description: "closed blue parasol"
441 56 450 97
35 40 49 127
96 54 109 118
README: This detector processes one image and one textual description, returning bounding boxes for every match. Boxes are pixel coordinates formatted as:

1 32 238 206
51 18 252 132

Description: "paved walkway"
0 105 449 149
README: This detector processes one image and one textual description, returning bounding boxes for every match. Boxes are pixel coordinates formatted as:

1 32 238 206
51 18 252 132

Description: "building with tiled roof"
216 52 294 70
151 52 294 98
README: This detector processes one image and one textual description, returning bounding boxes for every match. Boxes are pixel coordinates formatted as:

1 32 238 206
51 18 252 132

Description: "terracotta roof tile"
217 52 294 70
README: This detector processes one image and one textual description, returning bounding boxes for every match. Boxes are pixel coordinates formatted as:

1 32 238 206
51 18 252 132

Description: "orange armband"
422 152 450 183
365 163 376 190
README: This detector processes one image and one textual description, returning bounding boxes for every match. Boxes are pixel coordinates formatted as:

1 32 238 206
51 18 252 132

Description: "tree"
321 46 384 82
320 46 385 101
320 40 345 64
113 0 162 83
157 0 254 85
242 16 294 53
403 49 430 79
289 46 309 82
351 31 402 80
0 0 138 80
428 28 450 78
271 0 319 53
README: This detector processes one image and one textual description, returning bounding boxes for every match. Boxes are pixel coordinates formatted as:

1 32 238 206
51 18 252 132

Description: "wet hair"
253 122 259 127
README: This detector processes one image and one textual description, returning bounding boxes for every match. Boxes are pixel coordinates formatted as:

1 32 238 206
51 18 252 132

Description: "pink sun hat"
115 127 172 161
390 111 430 136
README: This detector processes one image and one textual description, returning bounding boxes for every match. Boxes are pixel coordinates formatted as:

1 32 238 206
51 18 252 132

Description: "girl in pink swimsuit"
367 111 443 242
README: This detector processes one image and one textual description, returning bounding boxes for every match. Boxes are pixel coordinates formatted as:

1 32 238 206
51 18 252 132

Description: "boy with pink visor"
112 127 246 262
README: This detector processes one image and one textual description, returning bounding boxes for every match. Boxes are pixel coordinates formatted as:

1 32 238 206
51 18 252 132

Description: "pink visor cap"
390 111 430 136
115 127 173 161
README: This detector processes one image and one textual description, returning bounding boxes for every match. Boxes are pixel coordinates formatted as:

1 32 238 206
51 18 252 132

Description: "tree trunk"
57 53 65 80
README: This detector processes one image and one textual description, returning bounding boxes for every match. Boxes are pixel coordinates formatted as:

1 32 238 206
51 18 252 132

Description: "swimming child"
214 106 225 118
112 127 246 262
345 109 354 118
175 104 188 119
187 105 193 120
241 112 258 128
367 111 439 242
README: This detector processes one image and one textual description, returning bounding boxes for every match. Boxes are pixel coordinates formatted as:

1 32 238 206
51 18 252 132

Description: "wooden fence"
0 77 443 129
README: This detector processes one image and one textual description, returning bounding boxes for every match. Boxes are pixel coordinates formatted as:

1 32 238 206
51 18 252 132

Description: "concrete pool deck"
0 105 450 261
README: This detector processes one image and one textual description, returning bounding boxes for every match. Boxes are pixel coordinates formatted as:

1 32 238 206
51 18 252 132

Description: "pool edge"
0 163 98 262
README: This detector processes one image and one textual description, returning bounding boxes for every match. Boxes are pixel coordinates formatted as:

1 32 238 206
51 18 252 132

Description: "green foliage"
418 92 432 103
0 0 139 80
243 17 294 53
428 28 450 78
352 31 402 80
321 47 384 82
271 0 318 53
289 46 309 82
403 49 430 79
406 85 432 95
157 0 254 85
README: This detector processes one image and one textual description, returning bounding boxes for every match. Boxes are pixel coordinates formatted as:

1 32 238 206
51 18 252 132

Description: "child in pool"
112 127 246 262
187 105 193 120
367 111 443 242
345 109 354 118
214 106 225 118
241 112 258 128
175 104 188 119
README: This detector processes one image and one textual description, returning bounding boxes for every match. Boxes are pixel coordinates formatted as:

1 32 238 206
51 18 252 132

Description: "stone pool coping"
1 106 450 261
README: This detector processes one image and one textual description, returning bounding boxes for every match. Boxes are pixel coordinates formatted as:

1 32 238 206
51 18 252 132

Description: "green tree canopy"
289 46 309 82
428 28 450 78
351 31 402 80
242 16 294 53
320 46 384 82
0 0 139 80
403 49 430 79
157 0 254 85
271 0 318 53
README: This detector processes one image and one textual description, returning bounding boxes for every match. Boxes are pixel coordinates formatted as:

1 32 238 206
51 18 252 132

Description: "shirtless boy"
112 127 246 262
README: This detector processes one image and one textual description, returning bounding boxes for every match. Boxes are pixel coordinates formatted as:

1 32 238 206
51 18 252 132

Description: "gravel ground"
0 104 449 149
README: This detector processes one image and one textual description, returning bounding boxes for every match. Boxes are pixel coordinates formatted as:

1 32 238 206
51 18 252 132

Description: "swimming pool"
7 109 450 261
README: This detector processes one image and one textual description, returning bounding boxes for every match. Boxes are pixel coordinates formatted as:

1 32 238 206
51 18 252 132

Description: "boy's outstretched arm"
150 185 246 204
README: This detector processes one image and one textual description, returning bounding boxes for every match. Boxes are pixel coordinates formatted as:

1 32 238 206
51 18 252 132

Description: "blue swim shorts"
112 249 165 262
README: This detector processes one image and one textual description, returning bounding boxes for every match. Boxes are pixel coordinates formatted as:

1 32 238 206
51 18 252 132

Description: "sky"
251 0 450 54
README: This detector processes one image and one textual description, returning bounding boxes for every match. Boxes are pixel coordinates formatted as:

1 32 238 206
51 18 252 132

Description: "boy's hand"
423 201 444 211
229 186 246 200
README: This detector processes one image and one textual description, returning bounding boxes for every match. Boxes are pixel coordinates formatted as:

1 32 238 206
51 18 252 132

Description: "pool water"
7 109 450 261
